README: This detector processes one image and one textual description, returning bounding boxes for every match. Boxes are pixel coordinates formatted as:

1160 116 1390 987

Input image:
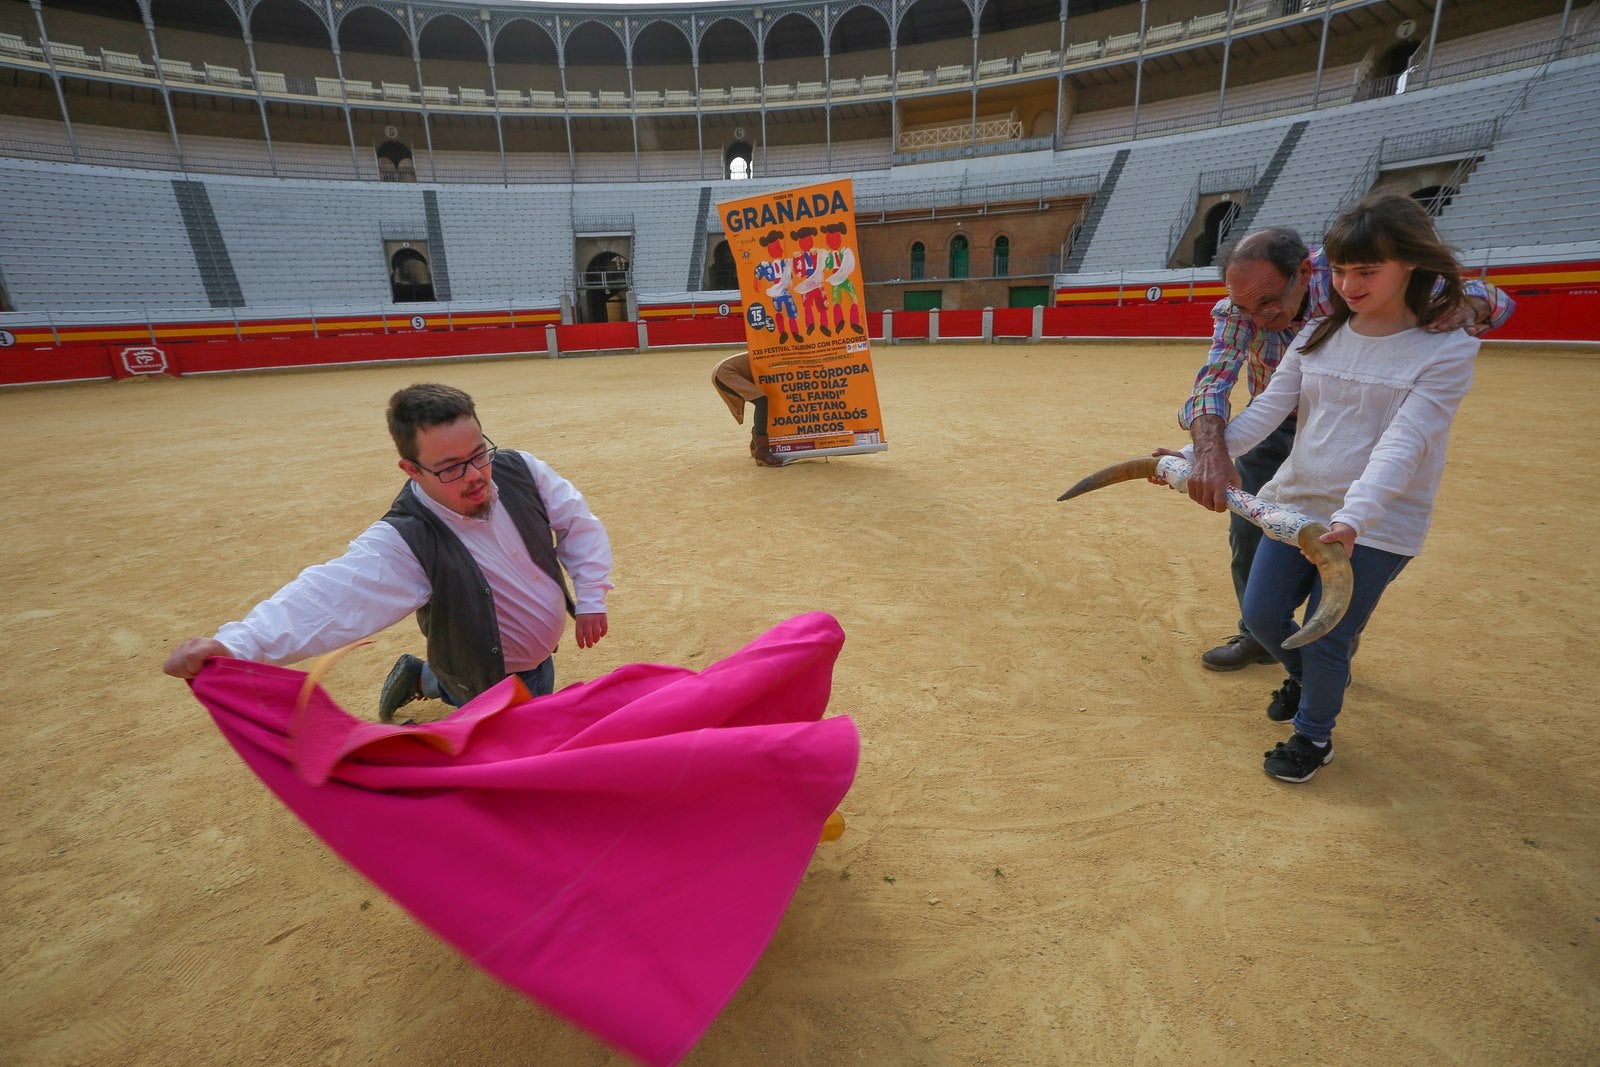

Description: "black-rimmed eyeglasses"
416 436 497 482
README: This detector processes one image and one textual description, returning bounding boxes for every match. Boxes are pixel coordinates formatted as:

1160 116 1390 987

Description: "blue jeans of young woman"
1241 538 1410 743
419 656 555 707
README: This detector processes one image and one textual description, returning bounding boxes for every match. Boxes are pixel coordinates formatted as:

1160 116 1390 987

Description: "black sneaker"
1266 677 1301 722
378 653 424 723
1264 734 1334 783
1201 632 1276 671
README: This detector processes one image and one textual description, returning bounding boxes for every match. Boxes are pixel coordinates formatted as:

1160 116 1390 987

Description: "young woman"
1179 192 1482 782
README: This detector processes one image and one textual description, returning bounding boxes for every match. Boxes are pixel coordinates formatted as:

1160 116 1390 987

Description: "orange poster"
717 178 888 461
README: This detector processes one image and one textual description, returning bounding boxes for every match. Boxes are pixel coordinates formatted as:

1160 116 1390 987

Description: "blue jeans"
420 656 555 707
1229 413 1297 632
1241 537 1410 743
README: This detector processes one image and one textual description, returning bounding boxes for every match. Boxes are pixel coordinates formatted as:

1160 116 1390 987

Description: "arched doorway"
1194 200 1242 269
390 248 434 302
725 141 753 180
582 251 630 323
708 240 737 290
1378 40 1421 95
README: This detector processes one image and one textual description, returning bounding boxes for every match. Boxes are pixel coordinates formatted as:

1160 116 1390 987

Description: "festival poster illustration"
717 178 888 461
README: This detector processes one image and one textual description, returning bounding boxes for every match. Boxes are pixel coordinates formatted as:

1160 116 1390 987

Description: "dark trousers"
421 656 555 706
1229 413 1297 632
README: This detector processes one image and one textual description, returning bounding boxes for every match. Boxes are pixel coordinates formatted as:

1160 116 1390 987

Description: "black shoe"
1266 676 1302 722
378 654 424 723
1202 632 1275 671
1264 733 1333 783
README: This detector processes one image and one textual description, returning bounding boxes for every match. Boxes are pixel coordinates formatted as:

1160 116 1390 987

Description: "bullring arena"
4 0 1600 1060
4 340 1598 1063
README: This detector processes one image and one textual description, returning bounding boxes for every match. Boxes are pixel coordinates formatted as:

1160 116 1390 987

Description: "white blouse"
1206 321 1480 557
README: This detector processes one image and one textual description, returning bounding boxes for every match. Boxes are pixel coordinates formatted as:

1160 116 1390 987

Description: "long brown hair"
1301 192 1464 353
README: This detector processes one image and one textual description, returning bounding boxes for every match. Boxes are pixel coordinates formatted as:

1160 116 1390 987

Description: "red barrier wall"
4 269 1595 387
557 322 639 353
993 308 1035 337
937 309 985 338
893 311 930 340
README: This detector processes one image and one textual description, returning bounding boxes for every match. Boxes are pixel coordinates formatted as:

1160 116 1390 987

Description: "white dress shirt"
1193 322 1479 557
215 451 612 669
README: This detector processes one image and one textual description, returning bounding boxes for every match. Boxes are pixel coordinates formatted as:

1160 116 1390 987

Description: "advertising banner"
717 178 888 462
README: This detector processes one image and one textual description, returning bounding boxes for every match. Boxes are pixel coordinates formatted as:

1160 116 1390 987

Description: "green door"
1008 285 1049 308
904 290 943 311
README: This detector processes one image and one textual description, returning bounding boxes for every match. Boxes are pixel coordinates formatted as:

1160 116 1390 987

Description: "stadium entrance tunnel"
388 245 435 303
577 250 631 323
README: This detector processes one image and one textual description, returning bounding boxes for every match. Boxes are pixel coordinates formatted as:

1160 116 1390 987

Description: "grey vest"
382 453 575 703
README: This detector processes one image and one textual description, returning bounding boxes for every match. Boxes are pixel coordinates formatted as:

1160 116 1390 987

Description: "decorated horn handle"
1058 454 1352 649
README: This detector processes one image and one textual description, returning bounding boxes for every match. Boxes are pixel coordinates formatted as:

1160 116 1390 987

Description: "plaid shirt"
1178 246 1515 428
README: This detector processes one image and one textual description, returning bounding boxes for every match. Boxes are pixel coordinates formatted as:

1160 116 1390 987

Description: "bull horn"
1057 457 1158 501
1282 524 1353 649
1058 451 1356 649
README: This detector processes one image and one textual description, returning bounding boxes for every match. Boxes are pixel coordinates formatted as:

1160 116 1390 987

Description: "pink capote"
189 611 860 1066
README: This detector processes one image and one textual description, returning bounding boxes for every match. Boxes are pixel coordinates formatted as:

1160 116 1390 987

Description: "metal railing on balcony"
1378 118 1500 164
897 118 1024 151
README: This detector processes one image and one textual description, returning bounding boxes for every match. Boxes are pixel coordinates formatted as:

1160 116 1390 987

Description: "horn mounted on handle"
1059 454 1352 650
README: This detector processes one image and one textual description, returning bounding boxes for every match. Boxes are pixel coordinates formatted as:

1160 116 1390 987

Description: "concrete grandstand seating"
1438 57 1600 249
430 186 573 300
1071 124 1289 271
0 160 211 311
1240 67 1536 244
3 33 1594 315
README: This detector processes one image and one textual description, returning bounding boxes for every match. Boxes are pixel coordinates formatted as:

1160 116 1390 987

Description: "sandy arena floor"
2 341 1597 1065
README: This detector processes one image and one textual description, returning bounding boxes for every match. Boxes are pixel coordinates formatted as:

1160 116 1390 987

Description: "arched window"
726 141 753 181
949 234 969 279
910 242 925 280
993 235 1010 277
376 140 415 183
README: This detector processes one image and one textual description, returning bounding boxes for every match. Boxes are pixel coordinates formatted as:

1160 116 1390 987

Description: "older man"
1181 224 1514 670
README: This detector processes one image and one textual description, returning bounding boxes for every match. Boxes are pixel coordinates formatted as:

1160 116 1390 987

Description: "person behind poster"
712 350 785 468
717 178 889 463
